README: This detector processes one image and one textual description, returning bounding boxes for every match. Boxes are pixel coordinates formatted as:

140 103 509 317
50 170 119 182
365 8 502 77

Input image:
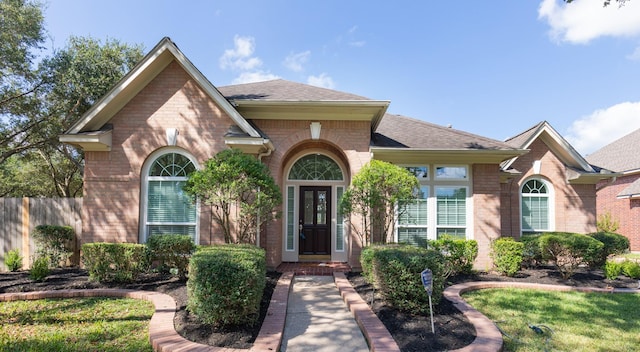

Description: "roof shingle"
585 128 640 173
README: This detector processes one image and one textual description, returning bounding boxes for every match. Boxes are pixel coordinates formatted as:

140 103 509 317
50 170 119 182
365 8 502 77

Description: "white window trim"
520 177 555 234
139 147 200 244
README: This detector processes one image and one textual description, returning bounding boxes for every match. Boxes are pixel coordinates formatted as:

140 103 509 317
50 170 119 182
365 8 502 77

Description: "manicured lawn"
0 297 155 352
463 289 640 352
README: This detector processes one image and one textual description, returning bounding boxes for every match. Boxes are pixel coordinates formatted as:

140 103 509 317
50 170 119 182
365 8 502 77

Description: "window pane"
437 228 466 240
317 191 327 225
437 187 466 226
336 187 344 251
522 196 548 231
303 190 314 224
286 186 295 250
148 181 196 223
436 166 467 180
149 153 195 177
148 225 196 237
289 154 343 180
405 166 429 180
398 228 428 246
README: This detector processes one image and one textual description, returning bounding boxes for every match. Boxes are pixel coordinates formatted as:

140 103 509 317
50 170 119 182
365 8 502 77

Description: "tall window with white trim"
521 179 551 233
145 152 197 241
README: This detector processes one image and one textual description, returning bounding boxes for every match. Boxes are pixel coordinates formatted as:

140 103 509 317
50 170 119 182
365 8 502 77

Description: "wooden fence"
0 198 82 270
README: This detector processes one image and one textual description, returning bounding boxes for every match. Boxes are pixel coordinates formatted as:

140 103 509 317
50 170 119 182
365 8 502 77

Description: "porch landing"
276 262 352 275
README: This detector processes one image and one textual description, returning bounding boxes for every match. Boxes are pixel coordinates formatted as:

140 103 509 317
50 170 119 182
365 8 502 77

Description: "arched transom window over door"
288 154 344 181
521 179 552 233
144 152 197 242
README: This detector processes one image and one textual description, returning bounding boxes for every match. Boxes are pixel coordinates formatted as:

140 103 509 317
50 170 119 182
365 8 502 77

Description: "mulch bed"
1 266 638 351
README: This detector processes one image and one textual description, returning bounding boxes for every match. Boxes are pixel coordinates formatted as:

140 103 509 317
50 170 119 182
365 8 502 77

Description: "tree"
184 149 282 244
339 160 418 247
0 2 143 197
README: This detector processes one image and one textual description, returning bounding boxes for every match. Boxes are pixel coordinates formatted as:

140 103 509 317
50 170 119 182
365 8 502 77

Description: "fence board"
0 198 82 271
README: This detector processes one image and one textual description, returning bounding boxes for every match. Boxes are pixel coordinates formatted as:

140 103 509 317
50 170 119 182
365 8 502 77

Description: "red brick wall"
82 61 229 246
596 173 640 251
500 138 598 238
472 164 502 270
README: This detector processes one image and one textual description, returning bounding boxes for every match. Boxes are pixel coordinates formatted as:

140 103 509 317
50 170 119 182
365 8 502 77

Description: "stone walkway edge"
3 276 637 352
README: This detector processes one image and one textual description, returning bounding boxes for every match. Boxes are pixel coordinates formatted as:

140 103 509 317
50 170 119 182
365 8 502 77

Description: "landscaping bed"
1 266 638 351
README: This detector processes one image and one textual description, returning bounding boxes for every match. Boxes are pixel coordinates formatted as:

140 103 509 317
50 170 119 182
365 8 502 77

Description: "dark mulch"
1 266 638 351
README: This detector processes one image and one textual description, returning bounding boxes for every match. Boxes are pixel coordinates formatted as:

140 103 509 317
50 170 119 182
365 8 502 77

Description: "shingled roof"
218 79 370 102
585 127 640 173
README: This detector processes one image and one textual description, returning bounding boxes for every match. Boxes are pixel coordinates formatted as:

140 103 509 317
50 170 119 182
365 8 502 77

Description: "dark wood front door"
299 186 331 255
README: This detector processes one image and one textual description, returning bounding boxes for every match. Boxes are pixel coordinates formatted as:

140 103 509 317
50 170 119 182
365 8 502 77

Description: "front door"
299 186 331 255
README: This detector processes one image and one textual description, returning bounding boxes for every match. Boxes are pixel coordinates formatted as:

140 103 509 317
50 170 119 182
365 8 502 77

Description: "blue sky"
43 0 640 155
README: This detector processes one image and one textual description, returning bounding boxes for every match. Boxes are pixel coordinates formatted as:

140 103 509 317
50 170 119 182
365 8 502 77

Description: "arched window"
142 151 198 242
288 154 343 181
521 179 551 233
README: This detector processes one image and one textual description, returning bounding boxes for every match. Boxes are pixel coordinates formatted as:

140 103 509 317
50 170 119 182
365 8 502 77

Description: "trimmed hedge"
429 235 478 276
81 243 148 283
521 234 543 268
361 244 445 314
588 232 630 267
146 234 196 279
31 225 75 268
539 232 604 279
491 237 524 277
187 244 266 327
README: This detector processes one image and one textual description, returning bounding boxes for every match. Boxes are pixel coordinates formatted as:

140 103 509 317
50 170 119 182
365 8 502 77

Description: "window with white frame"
144 152 197 241
396 165 470 243
521 178 551 233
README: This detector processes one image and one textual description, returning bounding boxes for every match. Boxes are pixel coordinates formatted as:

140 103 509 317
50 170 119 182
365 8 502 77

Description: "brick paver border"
443 281 640 352
0 272 295 352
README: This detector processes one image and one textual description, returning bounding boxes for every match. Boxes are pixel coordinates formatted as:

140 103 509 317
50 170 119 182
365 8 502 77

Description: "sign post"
421 268 435 334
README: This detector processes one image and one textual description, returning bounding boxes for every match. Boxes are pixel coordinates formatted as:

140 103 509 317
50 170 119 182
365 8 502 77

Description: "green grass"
463 289 640 352
0 297 155 352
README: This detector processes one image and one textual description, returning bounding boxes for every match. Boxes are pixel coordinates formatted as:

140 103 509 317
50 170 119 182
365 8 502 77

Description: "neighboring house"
59 38 612 270
586 128 640 252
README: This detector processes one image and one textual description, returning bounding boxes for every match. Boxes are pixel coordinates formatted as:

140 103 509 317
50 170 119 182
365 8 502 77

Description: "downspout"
256 142 274 248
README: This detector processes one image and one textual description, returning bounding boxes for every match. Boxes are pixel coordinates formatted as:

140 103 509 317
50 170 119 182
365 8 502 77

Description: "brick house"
60 38 612 270
586 128 640 251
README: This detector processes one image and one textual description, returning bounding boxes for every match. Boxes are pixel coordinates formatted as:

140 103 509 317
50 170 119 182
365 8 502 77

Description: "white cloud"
307 73 335 89
566 101 640 155
283 50 311 72
231 71 280 85
219 35 263 70
626 45 640 60
538 0 640 44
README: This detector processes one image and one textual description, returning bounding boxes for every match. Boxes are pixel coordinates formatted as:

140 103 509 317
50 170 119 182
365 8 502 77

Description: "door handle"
299 224 303 231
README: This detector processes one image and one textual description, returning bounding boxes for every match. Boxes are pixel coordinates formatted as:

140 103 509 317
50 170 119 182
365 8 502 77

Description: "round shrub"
588 232 630 267
146 234 196 279
621 260 640 279
539 232 604 279
81 243 148 283
31 225 75 268
521 233 544 268
429 235 478 276
491 237 524 277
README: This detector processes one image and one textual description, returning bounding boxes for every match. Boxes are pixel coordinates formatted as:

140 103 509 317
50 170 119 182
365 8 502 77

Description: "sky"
43 0 640 156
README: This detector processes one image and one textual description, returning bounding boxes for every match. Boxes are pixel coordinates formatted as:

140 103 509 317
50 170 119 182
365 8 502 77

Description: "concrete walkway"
281 275 369 352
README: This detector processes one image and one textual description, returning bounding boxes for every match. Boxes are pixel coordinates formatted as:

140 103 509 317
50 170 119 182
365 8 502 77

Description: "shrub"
621 260 640 279
363 244 445 314
604 260 622 280
31 225 75 268
429 235 478 277
539 232 604 279
146 234 196 279
521 234 544 268
4 249 23 272
588 232 630 267
81 243 148 283
30 256 50 281
187 244 266 327
490 237 524 277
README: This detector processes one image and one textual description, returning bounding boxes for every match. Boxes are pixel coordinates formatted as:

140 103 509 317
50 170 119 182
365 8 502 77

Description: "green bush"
4 249 23 272
491 238 524 277
81 243 148 283
429 235 478 276
621 260 640 279
604 260 622 280
521 234 544 268
30 256 50 281
539 232 604 279
363 244 445 314
31 225 75 268
187 244 266 327
588 232 630 267
146 234 196 279
360 244 386 284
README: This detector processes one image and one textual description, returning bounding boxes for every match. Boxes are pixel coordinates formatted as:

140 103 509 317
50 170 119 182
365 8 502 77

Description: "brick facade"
596 173 640 251
500 138 597 238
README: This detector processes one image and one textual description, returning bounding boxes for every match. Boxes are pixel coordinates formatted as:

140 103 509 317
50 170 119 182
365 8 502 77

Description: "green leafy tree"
339 160 418 246
184 149 282 244
1 2 143 197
